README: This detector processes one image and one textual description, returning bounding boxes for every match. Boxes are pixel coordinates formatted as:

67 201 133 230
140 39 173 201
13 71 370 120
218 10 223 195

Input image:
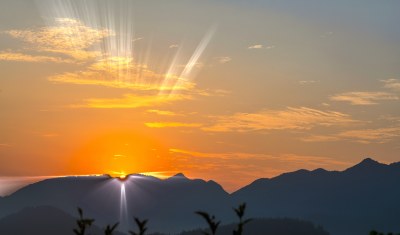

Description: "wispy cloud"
146 109 180 116
132 37 144 42
330 91 398 105
299 80 318 85
5 18 111 60
303 126 400 144
204 107 357 132
169 44 179 49
75 93 190 109
3 17 218 107
145 122 202 128
381 79 400 91
302 135 340 142
48 57 195 91
248 44 275 50
0 52 73 63
337 127 400 144
215 56 232 64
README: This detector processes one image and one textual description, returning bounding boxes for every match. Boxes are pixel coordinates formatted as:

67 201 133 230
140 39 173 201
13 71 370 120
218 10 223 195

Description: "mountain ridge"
0 157 399 235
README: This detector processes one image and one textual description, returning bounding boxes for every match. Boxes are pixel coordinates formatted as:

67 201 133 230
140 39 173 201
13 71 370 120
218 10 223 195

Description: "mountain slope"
232 158 400 235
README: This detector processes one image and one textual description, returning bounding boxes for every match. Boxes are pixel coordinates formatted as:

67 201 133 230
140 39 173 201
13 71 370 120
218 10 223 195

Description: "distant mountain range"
0 158 399 235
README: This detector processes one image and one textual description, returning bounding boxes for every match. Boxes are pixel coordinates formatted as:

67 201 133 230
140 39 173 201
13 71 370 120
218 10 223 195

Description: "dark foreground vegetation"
72 203 329 235
74 203 252 235
72 203 398 235
0 203 395 235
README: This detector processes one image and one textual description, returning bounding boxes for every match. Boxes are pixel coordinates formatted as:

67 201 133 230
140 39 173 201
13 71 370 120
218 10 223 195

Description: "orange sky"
1 0 400 195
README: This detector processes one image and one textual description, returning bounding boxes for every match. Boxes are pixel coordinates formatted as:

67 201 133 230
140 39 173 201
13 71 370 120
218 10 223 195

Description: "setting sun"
67 131 172 176
117 173 127 181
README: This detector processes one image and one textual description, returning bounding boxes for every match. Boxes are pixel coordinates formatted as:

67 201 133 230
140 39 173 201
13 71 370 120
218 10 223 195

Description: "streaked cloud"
169 44 179 49
146 109 180 116
132 37 144 42
2 17 216 107
337 127 400 144
299 80 318 85
248 44 263 49
170 149 345 163
381 79 400 91
75 93 190 109
145 122 202 128
303 126 400 144
204 107 357 132
248 44 275 49
330 91 398 105
302 135 341 142
48 57 196 91
5 18 111 60
0 52 73 63
215 56 232 64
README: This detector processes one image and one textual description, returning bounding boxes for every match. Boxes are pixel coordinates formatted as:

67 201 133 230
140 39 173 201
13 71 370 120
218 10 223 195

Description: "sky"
1 0 400 195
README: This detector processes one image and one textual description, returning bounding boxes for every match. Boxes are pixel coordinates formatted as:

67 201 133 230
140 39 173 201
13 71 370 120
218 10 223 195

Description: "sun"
118 174 127 180
69 131 172 177
110 171 128 181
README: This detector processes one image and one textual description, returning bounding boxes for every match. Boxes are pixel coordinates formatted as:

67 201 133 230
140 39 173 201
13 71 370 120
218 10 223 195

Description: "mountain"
232 158 400 235
180 218 330 235
0 206 126 235
0 158 399 235
0 173 232 233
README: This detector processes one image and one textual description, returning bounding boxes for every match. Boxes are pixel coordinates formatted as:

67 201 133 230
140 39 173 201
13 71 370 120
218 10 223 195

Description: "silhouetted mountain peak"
174 173 187 178
312 168 327 173
345 157 385 173
359 157 380 166
165 173 190 181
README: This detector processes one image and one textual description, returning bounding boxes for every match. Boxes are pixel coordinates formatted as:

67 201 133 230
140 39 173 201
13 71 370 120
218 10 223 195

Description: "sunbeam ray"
34 0 215 96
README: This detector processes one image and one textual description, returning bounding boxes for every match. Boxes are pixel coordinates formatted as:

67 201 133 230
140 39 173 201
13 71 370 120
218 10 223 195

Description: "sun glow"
114 172 127 181
119 182 128 230
69 132 172 177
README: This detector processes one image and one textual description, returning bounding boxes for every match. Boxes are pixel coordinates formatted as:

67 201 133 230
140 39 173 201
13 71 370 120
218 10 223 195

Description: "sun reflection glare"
119 182 128 230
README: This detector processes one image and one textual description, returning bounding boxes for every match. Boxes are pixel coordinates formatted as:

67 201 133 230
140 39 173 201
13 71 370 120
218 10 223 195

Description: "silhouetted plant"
233 203 252 235
129 217 148 235
73 207 95 235
69 203 333 235
195 211 220 235
104 222 119 235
